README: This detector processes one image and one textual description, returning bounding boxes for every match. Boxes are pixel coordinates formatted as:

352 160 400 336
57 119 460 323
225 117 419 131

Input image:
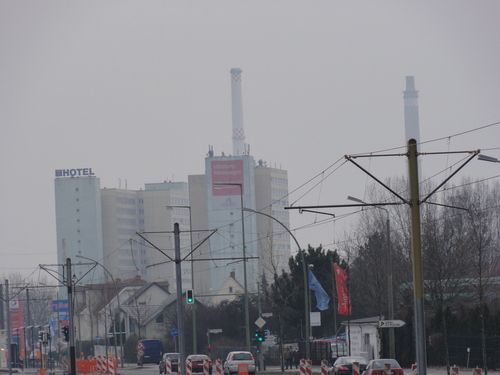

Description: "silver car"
223 351 256 375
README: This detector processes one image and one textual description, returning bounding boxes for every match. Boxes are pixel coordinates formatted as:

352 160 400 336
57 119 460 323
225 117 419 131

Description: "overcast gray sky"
1 1 499 281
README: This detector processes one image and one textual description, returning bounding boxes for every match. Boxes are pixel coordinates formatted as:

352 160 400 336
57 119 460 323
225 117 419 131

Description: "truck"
137 339 163 366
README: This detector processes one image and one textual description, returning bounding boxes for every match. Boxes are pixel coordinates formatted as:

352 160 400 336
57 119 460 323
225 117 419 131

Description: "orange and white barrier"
411 364 417 375
473 368 481 375
215 359 223 375
107 358 116 374
352 361 360 375
321 360 328 375
300 359 306 375
166 358 173 375
451 366 459 375
383 362 391 375
186 357 193 375
203 358 210 375
238 364 249 375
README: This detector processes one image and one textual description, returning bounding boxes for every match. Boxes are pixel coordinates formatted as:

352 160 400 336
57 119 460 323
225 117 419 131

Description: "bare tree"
458 180 500 374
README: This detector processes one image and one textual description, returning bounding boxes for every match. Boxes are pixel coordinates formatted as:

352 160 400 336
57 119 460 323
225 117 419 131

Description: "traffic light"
39 331 44 341
255 329 264 342
186 289 194 304
62 325 69 342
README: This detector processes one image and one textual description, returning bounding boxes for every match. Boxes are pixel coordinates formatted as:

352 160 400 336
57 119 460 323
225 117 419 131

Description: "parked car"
159 353 180 374
329 356 368 375
223 351 256 375
187 354 212 375
361 359 403 375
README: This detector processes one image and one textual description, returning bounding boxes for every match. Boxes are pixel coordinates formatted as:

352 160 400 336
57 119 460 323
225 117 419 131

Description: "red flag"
333 263 352 315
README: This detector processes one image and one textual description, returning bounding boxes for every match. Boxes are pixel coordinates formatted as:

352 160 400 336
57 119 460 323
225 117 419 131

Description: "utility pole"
66 258 76 375
408 139 426 371
5 280 12 375
175 223 186 375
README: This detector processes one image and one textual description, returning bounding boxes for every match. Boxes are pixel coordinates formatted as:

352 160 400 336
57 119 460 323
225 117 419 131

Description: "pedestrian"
284 346 293 370
292 348 300 369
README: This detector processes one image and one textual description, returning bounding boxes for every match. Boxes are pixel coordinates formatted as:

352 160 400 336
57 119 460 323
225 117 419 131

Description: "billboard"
9 300 23 336
211 159 244 210
211 160 244 196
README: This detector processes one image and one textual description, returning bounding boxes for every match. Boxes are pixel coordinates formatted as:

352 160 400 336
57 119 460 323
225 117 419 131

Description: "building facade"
54 173 192 290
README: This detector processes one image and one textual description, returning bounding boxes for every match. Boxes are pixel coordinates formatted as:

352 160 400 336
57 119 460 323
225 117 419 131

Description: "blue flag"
308 269 330 310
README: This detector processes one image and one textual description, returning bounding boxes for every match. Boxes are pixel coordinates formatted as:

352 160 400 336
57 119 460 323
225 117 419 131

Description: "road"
110 363 500 375
12 363 500 375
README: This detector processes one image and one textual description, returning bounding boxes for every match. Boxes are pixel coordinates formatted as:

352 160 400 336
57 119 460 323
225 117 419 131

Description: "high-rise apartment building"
54 172 191 289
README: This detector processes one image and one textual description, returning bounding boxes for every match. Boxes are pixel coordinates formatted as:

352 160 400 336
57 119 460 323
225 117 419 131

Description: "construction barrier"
203 359 210 375
451 366 459 375
166 357 173 375
321 360 328 375
186 357 193 375
383 362 391 375
411 364 417 375
107 358 117 374
300 359 306 375
473 368 482 375
73 357 118 374
352 361 360 375
237 363 249 375
306 360 312 375
215 359 223 375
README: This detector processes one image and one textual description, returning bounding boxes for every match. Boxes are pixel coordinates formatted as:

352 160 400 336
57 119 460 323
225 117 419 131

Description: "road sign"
171 329 178 337
95 336 101 342
136 341 145 350
255 317 266 328
137 349 144 357
208 329 222 333
379 320 406 328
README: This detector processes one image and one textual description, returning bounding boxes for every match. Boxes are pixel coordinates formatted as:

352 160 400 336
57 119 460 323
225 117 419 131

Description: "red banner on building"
333 263 352 315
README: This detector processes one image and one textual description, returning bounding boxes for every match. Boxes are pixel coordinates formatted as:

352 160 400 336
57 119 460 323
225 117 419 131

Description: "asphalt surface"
6 365 500 375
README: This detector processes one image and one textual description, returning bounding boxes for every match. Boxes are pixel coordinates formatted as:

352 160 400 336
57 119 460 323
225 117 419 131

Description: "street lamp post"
166 205 197 353
214 183 250 351
242 207 310 360
347 195 395 358
75 255 123 368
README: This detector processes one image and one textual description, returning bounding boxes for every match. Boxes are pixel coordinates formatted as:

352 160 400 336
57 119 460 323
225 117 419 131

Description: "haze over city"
1 1 499 281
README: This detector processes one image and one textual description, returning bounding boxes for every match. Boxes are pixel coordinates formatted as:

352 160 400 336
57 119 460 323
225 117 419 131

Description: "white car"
223 351 256 375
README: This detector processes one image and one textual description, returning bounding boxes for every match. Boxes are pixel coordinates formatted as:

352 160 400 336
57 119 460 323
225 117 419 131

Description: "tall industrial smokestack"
404 76 421 144
230 68 246 156
404 76 422 180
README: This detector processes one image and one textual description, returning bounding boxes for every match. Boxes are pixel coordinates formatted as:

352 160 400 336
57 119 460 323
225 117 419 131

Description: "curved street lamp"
242 207 311 360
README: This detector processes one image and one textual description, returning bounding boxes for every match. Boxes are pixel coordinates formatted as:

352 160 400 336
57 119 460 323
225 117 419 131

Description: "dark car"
159 353 180 374
329 356 368 375
187 354 212 375
361 359 403 375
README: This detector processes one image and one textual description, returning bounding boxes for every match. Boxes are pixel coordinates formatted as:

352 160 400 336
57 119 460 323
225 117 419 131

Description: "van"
137 339 163 366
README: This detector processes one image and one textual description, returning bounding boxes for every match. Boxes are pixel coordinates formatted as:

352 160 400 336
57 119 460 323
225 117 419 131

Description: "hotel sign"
55 168 95 177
